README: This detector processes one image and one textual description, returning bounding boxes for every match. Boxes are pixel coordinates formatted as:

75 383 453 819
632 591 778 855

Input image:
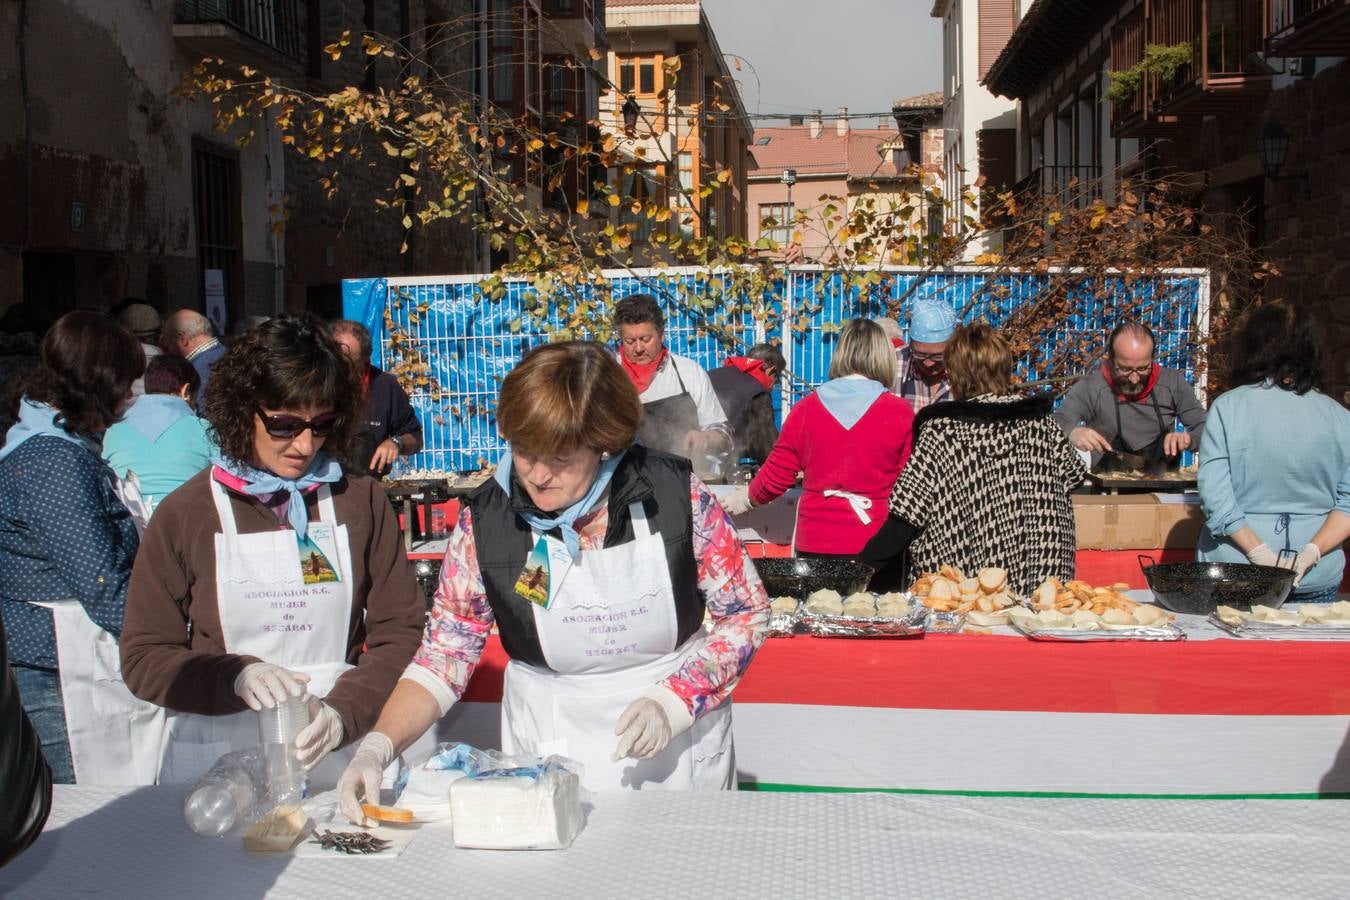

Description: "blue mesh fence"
342 266 1207 474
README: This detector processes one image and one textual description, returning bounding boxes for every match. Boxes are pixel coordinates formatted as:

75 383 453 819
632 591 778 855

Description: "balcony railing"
174 0 306 71
1151 0 1270 114
1268 0 1350 55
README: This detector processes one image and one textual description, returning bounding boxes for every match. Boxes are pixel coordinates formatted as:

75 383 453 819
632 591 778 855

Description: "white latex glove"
233 662 311 711
295 698 345 771
1292 542 1322 587
1244 543 1280 568
723 485 753 516
612 697 672 762
338 732 395 824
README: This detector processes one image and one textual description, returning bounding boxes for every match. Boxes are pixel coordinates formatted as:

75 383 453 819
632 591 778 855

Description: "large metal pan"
752 556 874 599
1138 554 1295 615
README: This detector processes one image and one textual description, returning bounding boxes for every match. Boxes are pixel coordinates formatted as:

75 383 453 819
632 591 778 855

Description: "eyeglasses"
255 408 343 440
1112 363 1153 377
911 350 945 363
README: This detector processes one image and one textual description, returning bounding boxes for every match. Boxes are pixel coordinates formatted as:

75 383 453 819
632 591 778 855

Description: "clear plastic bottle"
183 749 264 837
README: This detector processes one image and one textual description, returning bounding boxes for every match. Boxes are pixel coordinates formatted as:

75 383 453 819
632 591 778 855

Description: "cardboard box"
1073 493 1205 550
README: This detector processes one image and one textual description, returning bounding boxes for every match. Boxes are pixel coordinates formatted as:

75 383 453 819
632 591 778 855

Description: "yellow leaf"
1047 211 1063 227
399 173 416 186
588 47 603 61
575 199 590 216
716 169 731 184
401 215 413 229
607 194 621 207
527 138 544 151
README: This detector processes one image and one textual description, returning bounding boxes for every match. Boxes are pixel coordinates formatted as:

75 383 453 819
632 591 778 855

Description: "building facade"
930 0 1026 252
983 0 1350 403
0 0 292 323
746 101 944 264
603 0 754 244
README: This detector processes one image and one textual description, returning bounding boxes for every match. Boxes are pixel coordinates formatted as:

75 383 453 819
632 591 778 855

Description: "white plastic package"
392 743 585 848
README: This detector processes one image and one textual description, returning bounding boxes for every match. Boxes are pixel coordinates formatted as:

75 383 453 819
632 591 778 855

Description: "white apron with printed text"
501 502 734 792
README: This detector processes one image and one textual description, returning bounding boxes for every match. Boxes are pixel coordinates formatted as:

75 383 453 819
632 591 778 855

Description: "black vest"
708 365 768 455
463 446 704 669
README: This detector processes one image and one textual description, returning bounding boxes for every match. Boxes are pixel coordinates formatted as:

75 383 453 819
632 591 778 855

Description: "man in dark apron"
614 294 731 463
1052 321 1207 472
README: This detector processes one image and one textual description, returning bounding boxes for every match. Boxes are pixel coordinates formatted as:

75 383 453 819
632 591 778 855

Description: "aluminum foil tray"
1007 619 1186 642
1208 616 1350 641
800 603 927 638
767 611 801 638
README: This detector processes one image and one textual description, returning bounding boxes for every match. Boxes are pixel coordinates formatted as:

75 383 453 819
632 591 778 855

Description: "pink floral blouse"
408 474 769 719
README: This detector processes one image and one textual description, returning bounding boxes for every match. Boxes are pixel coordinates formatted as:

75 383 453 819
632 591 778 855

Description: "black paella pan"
1138 554 1296 615
752 556 875 599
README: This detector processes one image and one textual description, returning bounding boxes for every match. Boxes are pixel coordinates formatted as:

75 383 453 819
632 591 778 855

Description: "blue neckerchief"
493 447 626 560
0 398 100 462
125 394 195 443
816 376 886 430
211 452 343 537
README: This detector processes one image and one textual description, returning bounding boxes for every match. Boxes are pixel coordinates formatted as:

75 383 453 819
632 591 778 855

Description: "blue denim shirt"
1197 383 1350 593
0 436 140 669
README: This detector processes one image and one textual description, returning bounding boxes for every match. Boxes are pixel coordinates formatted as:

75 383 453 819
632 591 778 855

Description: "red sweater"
749 391 915 554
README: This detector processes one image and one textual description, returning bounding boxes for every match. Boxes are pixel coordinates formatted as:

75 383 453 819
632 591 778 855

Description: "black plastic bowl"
752 557 874 599
1138 555 1295 615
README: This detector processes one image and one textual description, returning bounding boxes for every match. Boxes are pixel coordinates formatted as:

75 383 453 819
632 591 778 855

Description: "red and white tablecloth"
430 629 1350 798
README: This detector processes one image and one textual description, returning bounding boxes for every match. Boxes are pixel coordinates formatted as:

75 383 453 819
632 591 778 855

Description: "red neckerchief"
360 366 371 397
890 338 904 349
724 356 775 390
621 346 667 394
1102 361 1161 403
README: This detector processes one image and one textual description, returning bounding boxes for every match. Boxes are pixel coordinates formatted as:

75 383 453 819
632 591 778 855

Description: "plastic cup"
258 696 311 804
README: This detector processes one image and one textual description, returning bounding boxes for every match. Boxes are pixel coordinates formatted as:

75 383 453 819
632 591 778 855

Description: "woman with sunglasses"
120 315 426 786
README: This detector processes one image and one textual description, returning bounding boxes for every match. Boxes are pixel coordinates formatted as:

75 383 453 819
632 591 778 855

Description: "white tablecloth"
4 786 1349 898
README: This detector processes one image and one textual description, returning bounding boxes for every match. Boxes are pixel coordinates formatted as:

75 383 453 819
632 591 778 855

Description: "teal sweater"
1196 382 1350 593
102 396 215 502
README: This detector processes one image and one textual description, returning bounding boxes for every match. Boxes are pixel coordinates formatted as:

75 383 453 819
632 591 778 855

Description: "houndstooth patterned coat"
885 394 1088 595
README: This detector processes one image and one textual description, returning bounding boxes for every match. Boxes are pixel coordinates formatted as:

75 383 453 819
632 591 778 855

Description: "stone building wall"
1177 61 1350 404
0 0 284 320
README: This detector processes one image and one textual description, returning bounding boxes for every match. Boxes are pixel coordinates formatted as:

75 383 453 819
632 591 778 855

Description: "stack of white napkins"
394 743 584 849
449 765 583 850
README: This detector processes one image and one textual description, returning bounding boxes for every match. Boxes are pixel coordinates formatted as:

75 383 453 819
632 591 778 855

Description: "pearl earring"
600 451 611 460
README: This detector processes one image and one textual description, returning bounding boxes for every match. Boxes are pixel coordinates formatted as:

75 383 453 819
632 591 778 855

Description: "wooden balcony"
1268 0 1350 55
1151 0 1271 115
173 0 306 76
1109 6 1192 138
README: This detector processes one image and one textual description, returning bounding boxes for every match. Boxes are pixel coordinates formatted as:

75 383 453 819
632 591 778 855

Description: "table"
429 598 1350 798
5 786 1349 899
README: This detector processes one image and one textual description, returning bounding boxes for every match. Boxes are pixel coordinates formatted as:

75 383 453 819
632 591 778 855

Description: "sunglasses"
255 408 343 440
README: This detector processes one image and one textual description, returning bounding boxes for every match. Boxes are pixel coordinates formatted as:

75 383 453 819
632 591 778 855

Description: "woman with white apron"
119 316 427 788
337 342 769 820
0 311 164 785
724 320 915 581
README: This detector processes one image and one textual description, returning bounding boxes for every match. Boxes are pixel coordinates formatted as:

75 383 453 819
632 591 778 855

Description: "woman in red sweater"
728 319 915 556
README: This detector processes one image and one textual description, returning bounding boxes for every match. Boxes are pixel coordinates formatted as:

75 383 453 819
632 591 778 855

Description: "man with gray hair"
161 309 226 414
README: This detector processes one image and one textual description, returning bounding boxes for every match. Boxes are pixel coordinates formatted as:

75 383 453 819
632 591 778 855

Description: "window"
755 136 771 146
193 141 242 323
617 55 660 97
490 0 515 105
760 203 792 243
619 168 661 241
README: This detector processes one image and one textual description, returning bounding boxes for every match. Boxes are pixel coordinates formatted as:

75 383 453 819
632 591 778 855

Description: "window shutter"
978 0 1018 80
